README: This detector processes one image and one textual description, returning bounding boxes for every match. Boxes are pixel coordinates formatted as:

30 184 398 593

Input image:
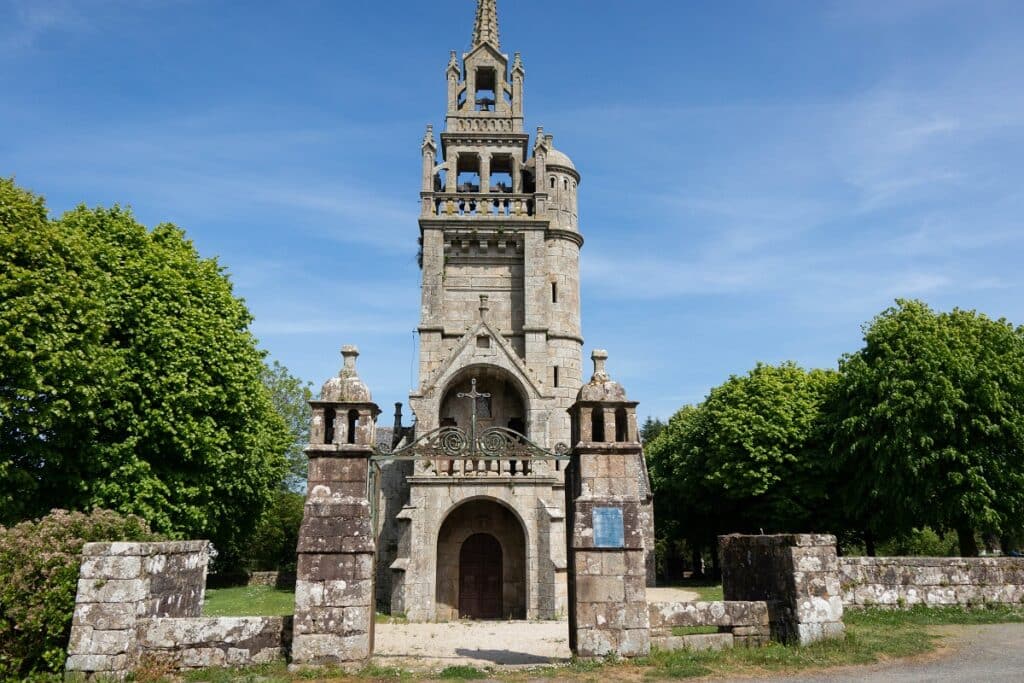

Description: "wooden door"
459 533 502 619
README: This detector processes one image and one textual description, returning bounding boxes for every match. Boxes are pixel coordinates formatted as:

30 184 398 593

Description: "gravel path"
376 614 1022 679
374 588 700 669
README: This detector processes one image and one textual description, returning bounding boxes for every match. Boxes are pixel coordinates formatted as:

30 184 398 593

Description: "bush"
0 508 161 679
880 527 961 557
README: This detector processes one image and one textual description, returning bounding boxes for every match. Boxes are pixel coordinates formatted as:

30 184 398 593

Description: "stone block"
789 547 838 572
180 647 226 669
619 628 651 657
292 633 370 663
576 628 618 657
77 578 148 603
795 596 844 623
653 633 732 652
624 575 646 602
794 620 844 645
80 555 143 580
84 629 130 655
294 607 347 635
576 575 624 603
73 602 136 631
65 653 128 673
602 552 626 576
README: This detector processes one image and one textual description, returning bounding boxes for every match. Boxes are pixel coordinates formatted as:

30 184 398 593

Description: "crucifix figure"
458 378 490 456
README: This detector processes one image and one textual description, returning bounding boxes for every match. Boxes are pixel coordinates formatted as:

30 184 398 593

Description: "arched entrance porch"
435 498 527 620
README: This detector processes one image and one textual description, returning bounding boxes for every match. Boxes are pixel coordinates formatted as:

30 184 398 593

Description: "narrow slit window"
592 408 605 443
550 176 556 189
554 366 560 388
551 282 558 303
347 409 359 444
615 407 628 442
324 408 335 444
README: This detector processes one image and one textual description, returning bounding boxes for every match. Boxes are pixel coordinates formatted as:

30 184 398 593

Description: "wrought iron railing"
370 378 569 478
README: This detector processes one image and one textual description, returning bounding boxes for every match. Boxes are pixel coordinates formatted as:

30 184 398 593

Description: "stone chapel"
316 0 655 623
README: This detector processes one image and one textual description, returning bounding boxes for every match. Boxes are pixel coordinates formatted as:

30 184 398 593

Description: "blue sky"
3 0 1023 420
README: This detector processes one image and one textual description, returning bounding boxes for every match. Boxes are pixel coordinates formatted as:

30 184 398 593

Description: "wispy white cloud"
0 0 89 52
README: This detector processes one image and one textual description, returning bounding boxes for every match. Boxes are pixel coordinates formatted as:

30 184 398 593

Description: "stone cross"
458 378 490 455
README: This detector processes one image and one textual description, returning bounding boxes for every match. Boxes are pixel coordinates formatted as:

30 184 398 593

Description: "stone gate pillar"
291 346 381 668
567 350 651 657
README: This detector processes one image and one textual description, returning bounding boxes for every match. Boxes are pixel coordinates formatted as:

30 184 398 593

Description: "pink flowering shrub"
0 509 160 679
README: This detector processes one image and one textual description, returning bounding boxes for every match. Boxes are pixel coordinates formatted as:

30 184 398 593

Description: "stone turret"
568 350 651 658
310 346 378 450
292 346 380 668
572 350 638 445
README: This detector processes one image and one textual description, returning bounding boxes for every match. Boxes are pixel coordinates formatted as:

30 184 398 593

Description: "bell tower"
412 0 584 449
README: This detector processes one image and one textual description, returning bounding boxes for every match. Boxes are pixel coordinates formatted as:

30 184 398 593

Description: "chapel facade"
354 0 654 622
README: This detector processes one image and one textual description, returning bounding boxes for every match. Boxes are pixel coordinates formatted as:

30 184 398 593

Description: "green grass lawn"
203 585 295 617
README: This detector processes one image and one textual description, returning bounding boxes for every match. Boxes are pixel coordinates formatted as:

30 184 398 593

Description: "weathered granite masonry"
648 601 771 651
66 541 291 679
66 541 208 678
840 556 1024 608
567 352 651 658
291 346 379 668
720 534 845 645
135 616 291 671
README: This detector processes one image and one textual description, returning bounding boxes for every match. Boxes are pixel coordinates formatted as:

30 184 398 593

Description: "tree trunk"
957 525 979 557
864 529 876 557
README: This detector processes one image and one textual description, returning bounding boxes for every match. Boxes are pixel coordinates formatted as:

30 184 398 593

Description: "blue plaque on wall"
593 506 624 548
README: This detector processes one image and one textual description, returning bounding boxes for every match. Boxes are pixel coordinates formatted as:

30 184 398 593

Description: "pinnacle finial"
341 345 359 374
591 349 610 382
472 0 500 50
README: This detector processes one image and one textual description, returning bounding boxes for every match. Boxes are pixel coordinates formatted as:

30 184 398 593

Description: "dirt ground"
373 587 699 668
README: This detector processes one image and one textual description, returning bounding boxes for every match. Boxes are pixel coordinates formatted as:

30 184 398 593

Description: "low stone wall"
720 534 845 645
247 571 297 589
648 601 770 650
66 541 292 680
840 556 1024 608
136 616 292 669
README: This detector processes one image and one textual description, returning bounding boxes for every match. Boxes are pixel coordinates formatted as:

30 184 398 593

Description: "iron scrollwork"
374 378 569 461
376 424 568 460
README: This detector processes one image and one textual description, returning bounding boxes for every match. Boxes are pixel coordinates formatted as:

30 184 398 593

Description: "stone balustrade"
426 193 536 218
414 454 561 478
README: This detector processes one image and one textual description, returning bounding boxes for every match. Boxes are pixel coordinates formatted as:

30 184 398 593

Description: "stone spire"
471 0 500 50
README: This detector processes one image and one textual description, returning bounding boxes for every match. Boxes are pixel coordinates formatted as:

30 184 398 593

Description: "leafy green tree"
262 360 313 491
647 363 839 574
0 178 290 566
640 416 666 443
830 299 1024 556
248 490 306 573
